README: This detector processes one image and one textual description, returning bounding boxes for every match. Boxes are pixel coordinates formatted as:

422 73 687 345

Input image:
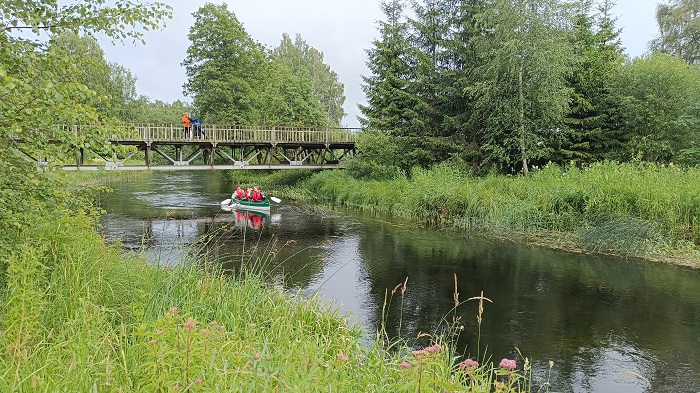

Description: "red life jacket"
235 189 245 199
251 190 262 202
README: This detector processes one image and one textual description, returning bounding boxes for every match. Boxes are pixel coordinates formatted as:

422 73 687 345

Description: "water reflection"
98 171 700 393
229 209 268 231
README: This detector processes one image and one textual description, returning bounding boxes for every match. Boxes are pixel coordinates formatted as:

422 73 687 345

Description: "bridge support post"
204 148 212 166
76 147 84 167
145 144 152 168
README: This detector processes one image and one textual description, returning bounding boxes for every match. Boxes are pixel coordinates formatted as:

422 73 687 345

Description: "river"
98 171 700 393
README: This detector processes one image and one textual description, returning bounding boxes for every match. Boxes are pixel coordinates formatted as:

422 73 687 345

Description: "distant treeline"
358 0 700 175
49 4 347 128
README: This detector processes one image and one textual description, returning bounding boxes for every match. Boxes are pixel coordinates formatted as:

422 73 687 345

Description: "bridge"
35 124 358 170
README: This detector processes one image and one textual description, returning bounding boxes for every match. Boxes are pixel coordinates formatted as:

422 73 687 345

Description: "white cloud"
100 0 659 127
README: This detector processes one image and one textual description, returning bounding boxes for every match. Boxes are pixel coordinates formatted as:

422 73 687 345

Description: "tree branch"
2 25 59 32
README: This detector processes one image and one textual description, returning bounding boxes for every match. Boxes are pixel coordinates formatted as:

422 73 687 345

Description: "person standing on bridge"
182 112 192 139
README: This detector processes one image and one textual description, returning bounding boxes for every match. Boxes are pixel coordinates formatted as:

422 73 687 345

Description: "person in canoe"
232 185 246 200
250 186 265 202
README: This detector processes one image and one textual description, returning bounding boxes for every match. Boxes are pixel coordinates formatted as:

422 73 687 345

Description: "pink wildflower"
194 379 202 385
170 306 178 315
149 339 157 345
156 330 163 335
411 349 427 356
499 358 517 370
424 344 441 353
337 353 348 361
173 384 180 391
399 361 411 369
459 358 479 370
183 318 196 331
209 321 218 326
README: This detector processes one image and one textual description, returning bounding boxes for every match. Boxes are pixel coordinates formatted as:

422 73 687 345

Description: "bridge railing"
124 124 359 144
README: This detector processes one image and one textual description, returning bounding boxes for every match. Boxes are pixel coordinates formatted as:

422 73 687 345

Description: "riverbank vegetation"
358 0 700 175
232 161 700 266
1 208 546 391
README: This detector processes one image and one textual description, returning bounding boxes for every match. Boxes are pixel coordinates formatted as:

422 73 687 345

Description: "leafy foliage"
0 1 171 244
471 0 573 174
613 53 700 162
183 4 345 127
183 3 268 124
650 0 700 64
272 33 347 126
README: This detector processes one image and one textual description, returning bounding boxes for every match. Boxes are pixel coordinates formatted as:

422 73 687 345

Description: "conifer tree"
359 0 428 136
560 0 625 164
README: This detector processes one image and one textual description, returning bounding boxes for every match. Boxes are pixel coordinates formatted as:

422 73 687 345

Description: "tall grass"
296 162 700 263
0 211 542 392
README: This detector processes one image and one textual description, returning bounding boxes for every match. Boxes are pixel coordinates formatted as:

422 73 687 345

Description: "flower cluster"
411 343 441 357
499 358 516 370
458 358 479 370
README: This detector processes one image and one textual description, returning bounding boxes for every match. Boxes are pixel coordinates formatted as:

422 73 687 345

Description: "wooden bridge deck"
54 124 359 170
82 124 358 145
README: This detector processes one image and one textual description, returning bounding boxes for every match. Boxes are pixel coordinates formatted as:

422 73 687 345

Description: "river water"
98 171 700 393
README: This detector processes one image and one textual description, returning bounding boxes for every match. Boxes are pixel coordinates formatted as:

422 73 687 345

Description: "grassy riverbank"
238 162 700 267
0 209 539 391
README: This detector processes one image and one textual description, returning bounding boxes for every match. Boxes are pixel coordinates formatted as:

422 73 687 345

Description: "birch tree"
471 0 573 174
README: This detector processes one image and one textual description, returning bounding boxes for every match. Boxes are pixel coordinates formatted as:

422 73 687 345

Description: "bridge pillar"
204 148 211 166
76 147 84 167
145 144 152 167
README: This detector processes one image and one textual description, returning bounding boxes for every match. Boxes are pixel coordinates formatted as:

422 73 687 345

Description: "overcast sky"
99 0 661 127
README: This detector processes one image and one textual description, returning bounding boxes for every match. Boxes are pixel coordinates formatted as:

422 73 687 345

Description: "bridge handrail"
54 124 360 144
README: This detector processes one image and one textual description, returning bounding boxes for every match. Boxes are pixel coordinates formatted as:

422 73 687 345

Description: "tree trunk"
519 56 529 175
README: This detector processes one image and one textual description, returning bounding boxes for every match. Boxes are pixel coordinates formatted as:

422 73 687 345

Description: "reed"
294 162 700 263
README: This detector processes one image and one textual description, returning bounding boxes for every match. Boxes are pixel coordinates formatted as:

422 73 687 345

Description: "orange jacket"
182 115 192 126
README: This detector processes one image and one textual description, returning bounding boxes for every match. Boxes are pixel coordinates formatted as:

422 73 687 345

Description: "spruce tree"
359 0 428 136
561 0 625 164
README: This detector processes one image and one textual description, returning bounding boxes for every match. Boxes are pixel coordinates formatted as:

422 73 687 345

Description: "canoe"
220 198 270 212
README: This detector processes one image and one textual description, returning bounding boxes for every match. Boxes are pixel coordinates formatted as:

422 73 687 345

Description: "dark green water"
99 171 700 393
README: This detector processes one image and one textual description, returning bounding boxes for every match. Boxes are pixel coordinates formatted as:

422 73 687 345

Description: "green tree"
613 53 700 162
650 0 700 64
127 98 192 124
360 0 454 172
410 0 455 137
438 0 489 174
272 33 346 126
0 0 171 237
360 0 428 136
182 3 268 123
471 0 573 174
258 60 327 126
561 0 625 164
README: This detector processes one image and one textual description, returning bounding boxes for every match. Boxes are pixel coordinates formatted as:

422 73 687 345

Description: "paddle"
220 198 232 205
270 196 282 204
